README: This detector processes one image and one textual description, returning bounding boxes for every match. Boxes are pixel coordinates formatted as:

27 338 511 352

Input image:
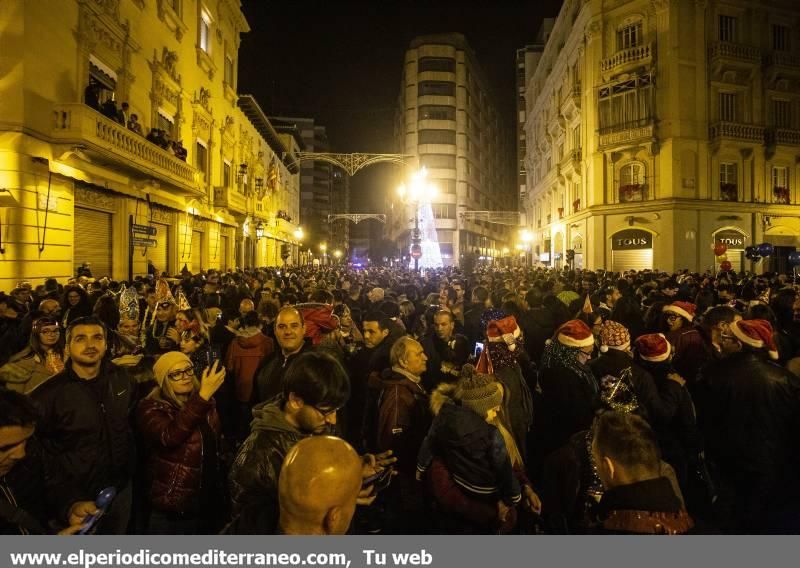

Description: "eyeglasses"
312 404 342 418
39 328 60 336
167 367 194 381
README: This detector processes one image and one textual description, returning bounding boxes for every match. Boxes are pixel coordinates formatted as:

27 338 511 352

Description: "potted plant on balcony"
619 184 644 203
573 199 581 213
774 186 790 204
720 183 738 202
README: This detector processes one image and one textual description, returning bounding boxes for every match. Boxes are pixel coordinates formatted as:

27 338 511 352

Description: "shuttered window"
74 207 112 279
148 223 170 277
612 249 653 273
191 230 203 272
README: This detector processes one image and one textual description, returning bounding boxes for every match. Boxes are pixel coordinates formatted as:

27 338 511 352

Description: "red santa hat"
486 316 521 351
730 319 779 360
663 301 696 322
635 333 672 362
553 319 595 348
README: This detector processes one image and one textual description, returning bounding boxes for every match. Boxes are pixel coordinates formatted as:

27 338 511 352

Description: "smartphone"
474 342 484 359
206 346 222 368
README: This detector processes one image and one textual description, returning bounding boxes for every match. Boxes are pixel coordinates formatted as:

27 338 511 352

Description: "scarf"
540 340 597 394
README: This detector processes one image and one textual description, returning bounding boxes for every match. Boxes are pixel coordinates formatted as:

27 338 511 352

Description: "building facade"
271 117 350 263
522 0 800 275
391 33 515 267
0 0 300 290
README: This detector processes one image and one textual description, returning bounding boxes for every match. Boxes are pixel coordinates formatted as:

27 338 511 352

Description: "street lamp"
294 227 304 240
333 249 342 264
397 167 437 272
519 229 533 267
320 242 327 266
255 221 265 240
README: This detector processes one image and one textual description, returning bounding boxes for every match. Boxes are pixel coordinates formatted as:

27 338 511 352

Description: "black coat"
0 440 51 534
252 342 312 404
699 351 800 478
420 333 470 391
538 360 598 455
31 361 136 508
588 349 680 425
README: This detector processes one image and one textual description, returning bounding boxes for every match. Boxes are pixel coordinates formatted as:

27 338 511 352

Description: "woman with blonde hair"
136 352 225 534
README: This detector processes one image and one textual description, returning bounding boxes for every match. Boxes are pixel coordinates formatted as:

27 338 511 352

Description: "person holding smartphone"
136 352 225 534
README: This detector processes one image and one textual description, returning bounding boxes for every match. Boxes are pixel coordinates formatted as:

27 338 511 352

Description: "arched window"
619 162 645 202
617 17 644 50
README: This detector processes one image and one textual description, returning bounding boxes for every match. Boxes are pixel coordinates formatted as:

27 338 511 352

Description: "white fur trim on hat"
601 341 630 353
663 304 694 322
730 320 779 360
487 325 521 351
558 332 595 348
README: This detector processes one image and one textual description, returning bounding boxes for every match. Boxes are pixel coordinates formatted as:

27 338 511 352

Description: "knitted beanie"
599 320 631 353
153 351 193 387
458 364 503 418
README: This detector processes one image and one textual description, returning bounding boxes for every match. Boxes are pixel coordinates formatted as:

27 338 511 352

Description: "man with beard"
31 316 136 534
420 310 469 391
253 307 311 404
229 351 350 516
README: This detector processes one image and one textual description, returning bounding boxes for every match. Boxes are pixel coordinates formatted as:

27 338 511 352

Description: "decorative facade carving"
74 184 115 210
150 206 173 224
161 47 181 83
195 87 212 113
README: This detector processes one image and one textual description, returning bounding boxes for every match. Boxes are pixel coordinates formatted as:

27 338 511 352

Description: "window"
418 130 456 145
419 105 455 121
435 179 457 194
156 111 174 137
597 73 655 132
618 21 643 50
223 161 231 188
418 57 455 73
195 141 208 176
199 9 211 53
719 15 737 42
420 154 456 169
772 24 790 52
720 162 738 201
620 162 645 202
224 54 234 86
432 204 456 219
773 166 789 204
773 99 792 129
418 81 455 97
719 92 737 122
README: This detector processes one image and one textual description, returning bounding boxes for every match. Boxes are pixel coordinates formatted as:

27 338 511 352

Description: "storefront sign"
612 229 651 250
715 229 746 248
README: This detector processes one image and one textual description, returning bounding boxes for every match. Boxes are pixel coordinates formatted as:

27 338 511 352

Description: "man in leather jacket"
699 318 800 533
229 351 350 517
31 316 136 534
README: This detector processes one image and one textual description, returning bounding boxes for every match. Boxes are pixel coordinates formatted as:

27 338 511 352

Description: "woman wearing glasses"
0 314 65 393
136 351 225 534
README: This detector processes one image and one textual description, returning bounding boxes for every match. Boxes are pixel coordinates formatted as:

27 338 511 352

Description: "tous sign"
612 229 651 250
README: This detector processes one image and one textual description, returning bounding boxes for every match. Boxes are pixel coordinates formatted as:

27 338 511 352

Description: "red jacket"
226 331 274 402
136 391 221 514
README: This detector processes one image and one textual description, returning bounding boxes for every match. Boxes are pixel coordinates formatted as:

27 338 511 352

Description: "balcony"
768 128 800 146
601 43 653 75
212 186 247 214
765 51 800 69
561 148 582 171
709 41 761 64
709 121 765 143
560 83 582 119
599 121 655 149
52 103 200 194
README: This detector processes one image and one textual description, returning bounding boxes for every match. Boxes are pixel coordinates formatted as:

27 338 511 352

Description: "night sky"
238 0 564 215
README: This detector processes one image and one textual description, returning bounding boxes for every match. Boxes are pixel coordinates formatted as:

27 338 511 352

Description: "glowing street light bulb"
520 229 533 243
333 249 342 259
397 184 406 199
320 243 327 252
294 227 304 240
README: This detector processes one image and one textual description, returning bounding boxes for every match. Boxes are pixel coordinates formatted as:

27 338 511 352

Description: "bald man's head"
278 436 363 535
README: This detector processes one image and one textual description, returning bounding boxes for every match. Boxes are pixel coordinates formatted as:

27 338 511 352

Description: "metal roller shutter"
191 230 202 272
148 223 169 277
74 207 112 279
221 235 229 271
612 249 653 272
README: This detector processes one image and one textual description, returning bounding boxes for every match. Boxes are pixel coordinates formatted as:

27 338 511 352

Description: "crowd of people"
1 263 799 535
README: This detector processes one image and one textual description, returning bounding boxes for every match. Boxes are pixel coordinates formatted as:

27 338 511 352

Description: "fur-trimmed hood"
430 382 458 416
